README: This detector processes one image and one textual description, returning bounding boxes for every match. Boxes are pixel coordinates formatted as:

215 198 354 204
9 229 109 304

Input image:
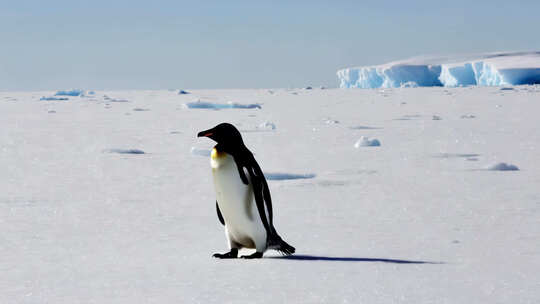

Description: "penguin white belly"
211 148 267 250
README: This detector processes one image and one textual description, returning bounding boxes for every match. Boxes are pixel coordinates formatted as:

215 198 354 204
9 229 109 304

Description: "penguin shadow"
268 255 442 264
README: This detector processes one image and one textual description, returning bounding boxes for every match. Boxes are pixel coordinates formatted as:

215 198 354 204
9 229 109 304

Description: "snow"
104 95 129 102
191 147 211 157
264 173 316 180
488 162 519 171
183 100 262 109
338 52 540 88
1 87 540 303
105 148 146 154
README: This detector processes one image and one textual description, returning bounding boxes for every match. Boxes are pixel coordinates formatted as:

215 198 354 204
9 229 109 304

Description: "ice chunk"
487 162 519 171
323 118 339 125
40 96 69 101
354 136 381 147
338 52 540 88
55 89 84 96
258 121 276 130
178 90 190 95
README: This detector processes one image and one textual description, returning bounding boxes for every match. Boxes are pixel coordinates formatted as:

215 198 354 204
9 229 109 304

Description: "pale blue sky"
1 0 539 90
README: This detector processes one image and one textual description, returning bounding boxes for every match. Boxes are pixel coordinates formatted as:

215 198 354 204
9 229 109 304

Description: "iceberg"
55 89 85 96
337 52 540 88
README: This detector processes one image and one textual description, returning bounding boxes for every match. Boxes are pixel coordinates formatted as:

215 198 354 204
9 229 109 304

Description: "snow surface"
2 87 540 303
264 173 316 180
338 52 540 88
184 100 262 109
105 148 146 154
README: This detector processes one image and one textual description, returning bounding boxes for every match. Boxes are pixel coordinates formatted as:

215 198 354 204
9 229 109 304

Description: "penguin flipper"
249 166 275 237
234 158 249 185
216 201 225 226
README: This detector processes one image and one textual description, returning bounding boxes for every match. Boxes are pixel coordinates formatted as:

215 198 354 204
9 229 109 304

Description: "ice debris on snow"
460 114 476 119
323 118 339 124
104 95 129 102
55 89 84 96
338 52 540 88
258 121 276 130
40 96 69 101
105 149 145 154
264 173 316 180
190 147 211 157
350 125 381 130
488 162 519 171
432 115 442 120
354 136 381 147
433 153 480 159
184 101 261 110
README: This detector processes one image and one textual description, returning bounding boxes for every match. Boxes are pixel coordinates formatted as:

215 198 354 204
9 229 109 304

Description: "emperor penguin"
197 123 295 259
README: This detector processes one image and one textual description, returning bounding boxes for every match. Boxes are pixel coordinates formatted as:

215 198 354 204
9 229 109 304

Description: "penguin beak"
197 128 214 138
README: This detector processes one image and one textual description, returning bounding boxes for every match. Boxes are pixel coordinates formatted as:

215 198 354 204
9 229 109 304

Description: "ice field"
2 86 540 303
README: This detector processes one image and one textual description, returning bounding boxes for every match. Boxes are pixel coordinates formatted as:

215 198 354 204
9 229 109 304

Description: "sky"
1 0 540 90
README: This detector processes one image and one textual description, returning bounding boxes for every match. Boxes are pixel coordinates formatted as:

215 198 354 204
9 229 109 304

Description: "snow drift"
338 52 540 88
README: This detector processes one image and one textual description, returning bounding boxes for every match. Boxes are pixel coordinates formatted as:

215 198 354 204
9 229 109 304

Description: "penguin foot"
240 252 263 259
212 249 238 259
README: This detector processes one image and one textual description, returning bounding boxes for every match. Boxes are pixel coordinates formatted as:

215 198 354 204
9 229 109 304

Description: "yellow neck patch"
211 148 224 159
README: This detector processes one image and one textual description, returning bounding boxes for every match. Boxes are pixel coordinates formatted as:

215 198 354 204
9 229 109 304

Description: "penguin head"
197 123 244 146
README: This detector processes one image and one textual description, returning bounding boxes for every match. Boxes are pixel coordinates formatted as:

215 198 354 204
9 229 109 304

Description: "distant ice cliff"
337 52 540 88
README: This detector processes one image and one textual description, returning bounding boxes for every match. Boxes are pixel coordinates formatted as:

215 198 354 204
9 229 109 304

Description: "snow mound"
264 173 316 180
488 162 519 171
55 89 84 96
338 52 540 88
40 96 69 101
105 149 145 154
354 136 381 147
190 147 211 157
183 101 261 109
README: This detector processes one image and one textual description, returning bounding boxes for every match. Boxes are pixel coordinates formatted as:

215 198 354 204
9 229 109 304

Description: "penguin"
197 123 295 259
